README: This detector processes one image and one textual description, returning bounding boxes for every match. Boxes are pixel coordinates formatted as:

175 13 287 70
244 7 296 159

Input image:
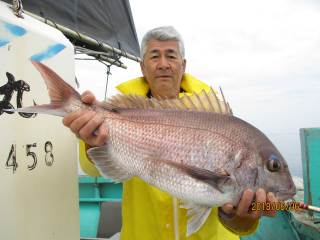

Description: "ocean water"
266 133 303 179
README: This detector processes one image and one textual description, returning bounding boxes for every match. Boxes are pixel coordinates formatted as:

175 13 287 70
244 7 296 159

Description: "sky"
76 0 320 178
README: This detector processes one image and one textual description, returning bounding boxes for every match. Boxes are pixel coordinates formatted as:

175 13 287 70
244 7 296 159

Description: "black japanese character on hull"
0 72 37 118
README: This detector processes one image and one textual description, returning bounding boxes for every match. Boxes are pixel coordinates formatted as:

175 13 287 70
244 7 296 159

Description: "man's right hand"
62 91 108 146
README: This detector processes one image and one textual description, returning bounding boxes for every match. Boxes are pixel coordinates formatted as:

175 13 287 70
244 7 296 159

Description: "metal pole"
21 8 141 63
87 53 127 69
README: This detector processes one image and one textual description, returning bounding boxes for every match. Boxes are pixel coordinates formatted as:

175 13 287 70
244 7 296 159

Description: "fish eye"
268 158 281 172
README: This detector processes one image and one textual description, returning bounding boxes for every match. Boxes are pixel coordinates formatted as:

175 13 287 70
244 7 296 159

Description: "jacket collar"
116 73 212 98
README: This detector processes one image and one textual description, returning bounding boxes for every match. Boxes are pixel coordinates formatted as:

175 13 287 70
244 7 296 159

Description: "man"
63 26 278 239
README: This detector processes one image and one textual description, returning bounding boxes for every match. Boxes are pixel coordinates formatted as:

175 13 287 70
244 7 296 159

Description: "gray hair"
140 26 185 64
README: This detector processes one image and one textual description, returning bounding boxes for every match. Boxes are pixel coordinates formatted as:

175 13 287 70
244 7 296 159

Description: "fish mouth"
275 189 297 201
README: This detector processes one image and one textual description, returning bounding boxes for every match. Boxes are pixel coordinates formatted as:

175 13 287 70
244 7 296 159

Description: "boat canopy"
3 0 140 59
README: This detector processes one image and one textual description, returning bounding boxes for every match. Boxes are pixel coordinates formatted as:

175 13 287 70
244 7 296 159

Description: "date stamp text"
251 202 299 211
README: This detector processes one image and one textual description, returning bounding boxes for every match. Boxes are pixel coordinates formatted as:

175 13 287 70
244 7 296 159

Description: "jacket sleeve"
78 140 102 177
218 214 259 236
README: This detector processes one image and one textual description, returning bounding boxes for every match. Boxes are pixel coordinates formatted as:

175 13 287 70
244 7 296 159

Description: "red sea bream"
7 60 296 236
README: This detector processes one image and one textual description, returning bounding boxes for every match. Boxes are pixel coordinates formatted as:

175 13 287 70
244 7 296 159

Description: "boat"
0 0 138 239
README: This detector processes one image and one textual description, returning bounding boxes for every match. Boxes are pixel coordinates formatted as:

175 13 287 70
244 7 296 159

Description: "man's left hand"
221 188 278 219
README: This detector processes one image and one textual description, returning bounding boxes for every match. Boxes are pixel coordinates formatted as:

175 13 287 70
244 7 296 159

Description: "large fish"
7 60 296 236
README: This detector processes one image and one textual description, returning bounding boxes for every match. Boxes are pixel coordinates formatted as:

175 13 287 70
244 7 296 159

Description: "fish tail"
4 60 81 117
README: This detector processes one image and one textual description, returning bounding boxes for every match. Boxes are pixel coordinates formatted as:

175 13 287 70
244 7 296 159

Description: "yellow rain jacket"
79 73 259 239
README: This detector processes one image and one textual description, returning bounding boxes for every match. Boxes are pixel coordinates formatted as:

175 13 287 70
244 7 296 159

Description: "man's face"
140 39 186 96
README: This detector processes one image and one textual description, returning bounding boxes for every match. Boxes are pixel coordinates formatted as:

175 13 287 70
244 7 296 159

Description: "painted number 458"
5 141 54 173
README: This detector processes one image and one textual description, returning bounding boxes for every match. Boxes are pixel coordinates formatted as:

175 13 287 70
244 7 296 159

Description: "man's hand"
62 91 108 146
221 188 278 219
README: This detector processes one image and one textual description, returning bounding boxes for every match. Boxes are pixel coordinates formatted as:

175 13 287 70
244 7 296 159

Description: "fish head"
255 140 297 202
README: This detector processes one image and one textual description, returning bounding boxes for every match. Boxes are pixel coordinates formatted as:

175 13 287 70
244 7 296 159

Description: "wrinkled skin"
62 93 108 146
140 39 186 99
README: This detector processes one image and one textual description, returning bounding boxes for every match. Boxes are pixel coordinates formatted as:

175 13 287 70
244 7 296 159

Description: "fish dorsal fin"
101 87 233 116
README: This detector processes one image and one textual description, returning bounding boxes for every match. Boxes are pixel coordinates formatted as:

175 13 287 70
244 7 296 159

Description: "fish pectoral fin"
180 202 213 237
88 145 135 182
143 158 229 193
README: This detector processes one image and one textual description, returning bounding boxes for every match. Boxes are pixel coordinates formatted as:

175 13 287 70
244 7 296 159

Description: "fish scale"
6 60 296 237
104 109 242 205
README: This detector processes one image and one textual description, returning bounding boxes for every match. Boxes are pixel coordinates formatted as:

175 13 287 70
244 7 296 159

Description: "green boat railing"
79 176 122 239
